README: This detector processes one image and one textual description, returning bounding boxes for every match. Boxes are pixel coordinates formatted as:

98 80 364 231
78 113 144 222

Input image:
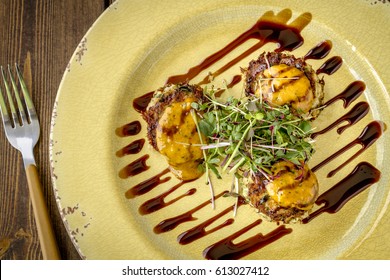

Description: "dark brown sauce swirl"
154 191 228 234
303 162 381 224
119 155 150 179
227 75 242 89
125 168 170 198
177 202 243 245
312 121 385 177
133 91 154 113
324 81 366 108
203 220 292 260
115 121 142 136
316 56 343 75
304 40 332 60
166 10 310 85
139 182 196 215
116 139 145 157
133 9 312 113
311 102 370 139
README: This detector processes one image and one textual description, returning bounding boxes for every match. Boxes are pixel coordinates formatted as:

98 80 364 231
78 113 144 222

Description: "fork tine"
8 64 28 125
0 66 18 127
0 76 10 125
15 63 37 121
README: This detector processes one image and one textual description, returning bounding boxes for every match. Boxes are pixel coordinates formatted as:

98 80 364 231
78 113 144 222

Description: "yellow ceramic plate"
50 0 390 259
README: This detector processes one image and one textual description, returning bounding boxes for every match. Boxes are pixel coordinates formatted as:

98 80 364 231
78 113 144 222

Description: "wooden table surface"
0 0 115 260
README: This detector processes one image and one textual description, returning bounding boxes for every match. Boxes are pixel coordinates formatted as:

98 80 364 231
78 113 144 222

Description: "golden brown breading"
243 51 325 119
247 161 319 223
144 83 206 181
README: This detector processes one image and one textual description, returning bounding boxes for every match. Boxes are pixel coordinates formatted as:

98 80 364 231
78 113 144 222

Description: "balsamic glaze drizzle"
115 120 142 136
324 81 366 108
304 40 332 60
119 155 150 179
312 121 384 177
303 162 381 224
166 10 310 85
139 182 196 215
177 203 241 245
316 56 343 75
203 220 292 260
226 75 242 89
133 91 154 113
116 139 145 157
311 102 370 139
153 191 228 234
125 168 170 199
133 9 311 113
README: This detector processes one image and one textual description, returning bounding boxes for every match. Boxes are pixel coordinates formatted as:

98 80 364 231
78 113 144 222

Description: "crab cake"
144 83 206 181
243 51 325 119
246 161 319 223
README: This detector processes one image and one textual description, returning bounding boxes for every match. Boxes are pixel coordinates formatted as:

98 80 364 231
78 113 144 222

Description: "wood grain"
0 0 116 260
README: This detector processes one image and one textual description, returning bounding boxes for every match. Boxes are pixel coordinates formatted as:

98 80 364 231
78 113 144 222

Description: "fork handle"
26 164 61 260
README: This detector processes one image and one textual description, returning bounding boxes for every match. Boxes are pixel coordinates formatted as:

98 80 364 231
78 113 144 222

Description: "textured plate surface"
50 0 390 259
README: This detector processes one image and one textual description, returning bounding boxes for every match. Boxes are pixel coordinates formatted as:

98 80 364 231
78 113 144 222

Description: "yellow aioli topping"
155 97 204 181
265 161 319 210
256 64 314 113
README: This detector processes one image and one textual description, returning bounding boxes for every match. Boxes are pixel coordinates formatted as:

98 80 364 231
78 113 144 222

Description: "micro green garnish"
190 109 215 209
192 87 315 181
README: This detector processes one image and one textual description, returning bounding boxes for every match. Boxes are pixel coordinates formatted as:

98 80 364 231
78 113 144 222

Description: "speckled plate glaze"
50 0 390 259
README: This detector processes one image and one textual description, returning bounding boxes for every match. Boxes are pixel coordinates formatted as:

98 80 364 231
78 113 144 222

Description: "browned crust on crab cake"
143 83 205 151
247 161 319 223
143 83 206 181
243 51 325 119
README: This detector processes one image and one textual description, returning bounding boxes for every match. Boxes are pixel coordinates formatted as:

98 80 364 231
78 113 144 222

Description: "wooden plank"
0 0 109 260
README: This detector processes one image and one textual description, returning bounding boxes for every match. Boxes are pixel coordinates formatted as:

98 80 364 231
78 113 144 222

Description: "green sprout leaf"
193 88 316 181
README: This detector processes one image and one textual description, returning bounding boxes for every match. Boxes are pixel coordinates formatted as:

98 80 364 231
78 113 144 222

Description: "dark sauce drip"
312 121 384 177
119 155 150 179
197 41 265 86
311 102 370 139
316 56 343 75
153 191 228 234
115 121 142 136
180 218 234 245
203 220 292 260
133 91 154 113
302 162 381 224
214 89 225 98
133 10 311 113
177 201 244 245
139 182 196 215
324 81 366 108
125 168 170 199
227 75 242 88
166 11 308 85
304 40 332 60
116 139 145 157
140 9 309 88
